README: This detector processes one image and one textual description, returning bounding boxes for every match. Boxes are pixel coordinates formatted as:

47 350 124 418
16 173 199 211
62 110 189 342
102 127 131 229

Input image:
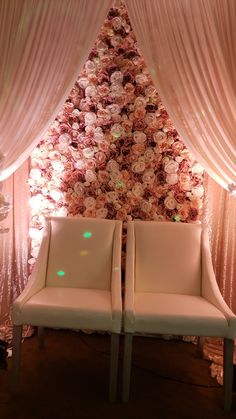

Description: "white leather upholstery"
12 217 122 333
12 217 122 401
134 221 201 294
122 221 236 408
46 218 114 289
126 293 228 336
124 221 236 339
16 288 119 332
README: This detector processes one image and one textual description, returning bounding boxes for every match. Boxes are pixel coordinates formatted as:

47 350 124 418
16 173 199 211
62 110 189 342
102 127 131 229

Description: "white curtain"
125 0 236 193
0 0 112 181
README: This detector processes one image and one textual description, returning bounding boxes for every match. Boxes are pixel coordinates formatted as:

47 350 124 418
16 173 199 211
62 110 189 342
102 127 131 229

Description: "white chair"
12 217 122 401
122 221 236 410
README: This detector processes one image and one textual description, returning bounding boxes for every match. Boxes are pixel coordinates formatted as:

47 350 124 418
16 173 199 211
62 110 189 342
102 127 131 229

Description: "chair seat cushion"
13 288 120 332
125 293 229 337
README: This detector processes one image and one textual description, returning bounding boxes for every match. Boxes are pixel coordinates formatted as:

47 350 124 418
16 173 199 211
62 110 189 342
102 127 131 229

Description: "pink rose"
133 131 147 143
85 170 97 183
116 208 127 221
179 173 192 191
134 107 146 119
85 159 96 170
132 143 145 155
124 83 135 95
176 203 189 220
83 208 96 218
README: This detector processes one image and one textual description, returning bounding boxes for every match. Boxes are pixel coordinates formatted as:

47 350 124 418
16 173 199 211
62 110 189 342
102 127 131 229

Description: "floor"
0 329 235 419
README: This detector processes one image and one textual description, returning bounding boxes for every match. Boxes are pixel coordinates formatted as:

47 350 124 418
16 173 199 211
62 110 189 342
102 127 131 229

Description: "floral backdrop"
28 2 204 269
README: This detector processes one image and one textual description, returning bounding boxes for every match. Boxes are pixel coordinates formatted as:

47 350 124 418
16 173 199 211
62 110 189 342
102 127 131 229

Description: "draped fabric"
202 175 236 384
0 0 112 181
125 0 236 192
0 161 30 341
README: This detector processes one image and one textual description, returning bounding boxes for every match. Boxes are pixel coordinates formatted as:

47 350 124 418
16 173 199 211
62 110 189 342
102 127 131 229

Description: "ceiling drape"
0 0 112 181
125 0 236 193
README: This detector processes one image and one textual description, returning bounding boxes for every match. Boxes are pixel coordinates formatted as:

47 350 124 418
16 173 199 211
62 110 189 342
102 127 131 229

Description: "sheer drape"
125 0 236 192
0 0 112 181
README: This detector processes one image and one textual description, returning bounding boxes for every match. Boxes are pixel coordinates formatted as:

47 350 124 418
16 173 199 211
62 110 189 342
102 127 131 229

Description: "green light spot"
57 270 65 277
116 180 124 188
173 215 181 222
83 231 92 238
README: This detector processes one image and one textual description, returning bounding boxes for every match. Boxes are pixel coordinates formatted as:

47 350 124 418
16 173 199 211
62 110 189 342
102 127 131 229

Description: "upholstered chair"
122 221 236 410
12 217 122 401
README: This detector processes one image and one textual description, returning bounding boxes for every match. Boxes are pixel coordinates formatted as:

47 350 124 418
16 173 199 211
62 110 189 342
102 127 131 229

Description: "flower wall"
29 2 204 267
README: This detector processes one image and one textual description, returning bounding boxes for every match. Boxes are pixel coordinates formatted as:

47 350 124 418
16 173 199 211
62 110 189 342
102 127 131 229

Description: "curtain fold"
125 0 236 192
0 0 112 181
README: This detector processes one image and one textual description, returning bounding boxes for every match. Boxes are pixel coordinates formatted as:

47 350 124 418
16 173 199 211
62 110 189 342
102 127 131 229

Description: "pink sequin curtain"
202 175 236 384
0 160 30 341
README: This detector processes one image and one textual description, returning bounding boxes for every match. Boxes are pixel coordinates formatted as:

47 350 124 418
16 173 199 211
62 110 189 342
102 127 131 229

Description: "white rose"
192 163 204 174
191 186 204 198
84 112 96 125
164 160 179 174
30 168 41 180
166 174 179 185
50 189 63 203
110 71 123 84
59 133 71 144
78 77 89 89
83 148 95 159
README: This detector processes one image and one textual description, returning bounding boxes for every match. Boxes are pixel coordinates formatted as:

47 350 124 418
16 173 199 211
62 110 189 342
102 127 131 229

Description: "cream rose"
164 196 177 210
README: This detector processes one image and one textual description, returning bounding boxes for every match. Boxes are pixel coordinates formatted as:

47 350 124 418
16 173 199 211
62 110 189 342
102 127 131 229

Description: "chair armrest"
11 221 51 324
111 221 122 325
201 226 236 339
124 222 135 328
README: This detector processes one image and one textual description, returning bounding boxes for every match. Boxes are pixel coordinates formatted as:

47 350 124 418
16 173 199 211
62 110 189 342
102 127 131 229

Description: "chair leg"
38 326 45 349
223 338 234 411
122 333 133 402
12 325 22 391
109 333 120 402
196 336 205 358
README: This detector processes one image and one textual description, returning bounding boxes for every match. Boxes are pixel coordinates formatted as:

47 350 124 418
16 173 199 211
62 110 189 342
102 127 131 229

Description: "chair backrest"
45 217 117 290
133 221 202 295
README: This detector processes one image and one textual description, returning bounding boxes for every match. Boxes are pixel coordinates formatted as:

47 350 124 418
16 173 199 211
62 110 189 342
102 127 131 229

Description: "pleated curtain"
0 0 112 181
0 0 112 337
125 0 236 193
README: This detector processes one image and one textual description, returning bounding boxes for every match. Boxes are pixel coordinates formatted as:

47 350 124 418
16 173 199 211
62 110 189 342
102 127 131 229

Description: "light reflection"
80 250 88 256
57 270 65 277
83 231 92 238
